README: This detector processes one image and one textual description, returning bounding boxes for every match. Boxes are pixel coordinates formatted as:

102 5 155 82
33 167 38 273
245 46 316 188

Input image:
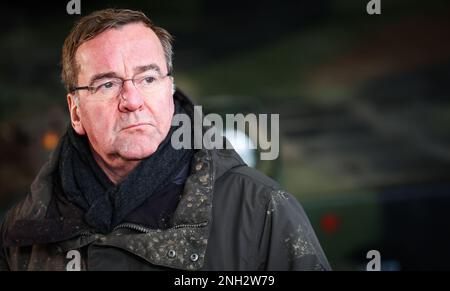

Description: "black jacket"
0 91 330 271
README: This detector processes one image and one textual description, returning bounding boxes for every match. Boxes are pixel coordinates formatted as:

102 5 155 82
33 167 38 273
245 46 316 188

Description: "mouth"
121 122 152 131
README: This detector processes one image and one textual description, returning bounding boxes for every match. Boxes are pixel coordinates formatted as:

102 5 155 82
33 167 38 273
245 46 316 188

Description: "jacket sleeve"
256 189 331 271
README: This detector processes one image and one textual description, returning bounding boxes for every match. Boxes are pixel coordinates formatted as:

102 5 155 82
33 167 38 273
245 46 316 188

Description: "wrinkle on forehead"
76 23 166 84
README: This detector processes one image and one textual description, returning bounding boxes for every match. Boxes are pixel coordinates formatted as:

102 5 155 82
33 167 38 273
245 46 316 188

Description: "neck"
91 148 140 185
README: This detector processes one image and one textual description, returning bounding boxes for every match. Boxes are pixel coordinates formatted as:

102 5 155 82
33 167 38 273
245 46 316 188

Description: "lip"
121 123 152 131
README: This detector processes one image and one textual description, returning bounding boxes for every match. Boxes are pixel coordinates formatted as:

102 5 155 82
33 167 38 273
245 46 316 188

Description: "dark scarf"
59 101 193 234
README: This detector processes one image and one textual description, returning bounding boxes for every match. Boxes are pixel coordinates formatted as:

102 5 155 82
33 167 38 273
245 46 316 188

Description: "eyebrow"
134 64 162 75
88 72 119 85
88 63 163 85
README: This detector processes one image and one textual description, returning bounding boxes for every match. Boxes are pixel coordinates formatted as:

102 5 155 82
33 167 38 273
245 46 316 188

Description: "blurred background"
1 0 450 270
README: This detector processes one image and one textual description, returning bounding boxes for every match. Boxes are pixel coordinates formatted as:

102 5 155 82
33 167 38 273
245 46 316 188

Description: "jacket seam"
215 169 274 269
247 187 273 270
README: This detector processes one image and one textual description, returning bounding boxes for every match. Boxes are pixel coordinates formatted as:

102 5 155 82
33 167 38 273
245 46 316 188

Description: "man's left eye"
143 76 156 84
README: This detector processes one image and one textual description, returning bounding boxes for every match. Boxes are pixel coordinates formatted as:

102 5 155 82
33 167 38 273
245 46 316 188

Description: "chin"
122 151 154 161
117 138 161 161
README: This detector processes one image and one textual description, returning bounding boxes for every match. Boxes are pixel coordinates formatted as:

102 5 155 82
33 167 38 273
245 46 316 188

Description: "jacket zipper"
79 231 92 237
113 221 208 233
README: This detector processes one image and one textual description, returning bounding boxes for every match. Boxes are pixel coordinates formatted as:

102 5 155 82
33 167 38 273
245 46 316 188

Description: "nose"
118 80 144 112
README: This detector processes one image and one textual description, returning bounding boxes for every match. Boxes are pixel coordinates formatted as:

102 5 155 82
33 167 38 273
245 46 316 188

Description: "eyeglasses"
71 72 172 100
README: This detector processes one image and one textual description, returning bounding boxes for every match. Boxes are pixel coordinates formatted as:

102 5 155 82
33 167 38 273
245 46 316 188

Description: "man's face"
68 23 174 165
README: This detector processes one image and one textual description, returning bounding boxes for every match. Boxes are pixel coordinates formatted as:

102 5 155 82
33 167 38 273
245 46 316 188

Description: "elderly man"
0 9 330 271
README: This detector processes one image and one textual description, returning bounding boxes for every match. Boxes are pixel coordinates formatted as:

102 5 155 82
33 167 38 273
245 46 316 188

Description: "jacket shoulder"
228 166 281 189
213 163 290 218
217 163 283 199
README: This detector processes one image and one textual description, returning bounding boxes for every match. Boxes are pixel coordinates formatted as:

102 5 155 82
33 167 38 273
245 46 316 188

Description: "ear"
67 93 86 135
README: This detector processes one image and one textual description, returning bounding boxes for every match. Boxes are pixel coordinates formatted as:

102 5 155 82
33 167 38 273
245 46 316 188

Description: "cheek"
81 104 116 137
161 96 175 129
149 93 174 129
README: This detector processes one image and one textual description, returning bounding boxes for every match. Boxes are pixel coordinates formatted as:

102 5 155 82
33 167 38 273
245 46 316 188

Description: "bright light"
223 129 257 168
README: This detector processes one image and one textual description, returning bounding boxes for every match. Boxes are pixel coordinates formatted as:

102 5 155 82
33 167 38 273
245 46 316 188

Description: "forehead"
76 23 165 79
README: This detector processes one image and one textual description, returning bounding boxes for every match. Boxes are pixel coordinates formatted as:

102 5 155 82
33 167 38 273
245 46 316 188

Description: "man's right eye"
102 82 114 89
